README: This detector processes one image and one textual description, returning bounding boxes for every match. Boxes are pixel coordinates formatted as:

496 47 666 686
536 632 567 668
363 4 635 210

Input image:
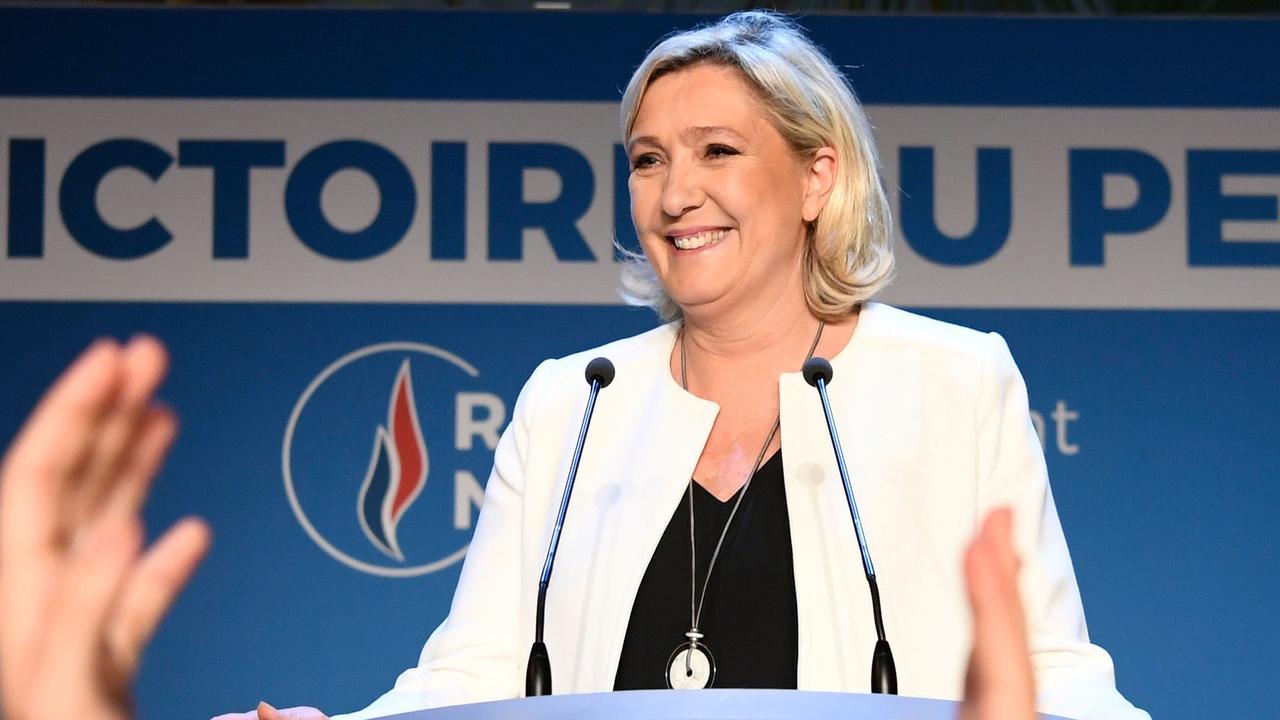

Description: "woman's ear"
801 146 838 224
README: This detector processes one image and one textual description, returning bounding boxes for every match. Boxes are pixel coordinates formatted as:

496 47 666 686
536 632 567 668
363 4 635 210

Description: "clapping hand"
959 507 1037 720
0 337 211 720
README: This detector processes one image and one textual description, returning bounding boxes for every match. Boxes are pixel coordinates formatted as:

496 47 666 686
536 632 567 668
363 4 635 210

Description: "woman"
225 11 1145 720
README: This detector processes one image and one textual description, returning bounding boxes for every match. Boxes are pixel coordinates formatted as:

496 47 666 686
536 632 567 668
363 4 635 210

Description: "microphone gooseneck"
801 356 898 695
525 356 615 697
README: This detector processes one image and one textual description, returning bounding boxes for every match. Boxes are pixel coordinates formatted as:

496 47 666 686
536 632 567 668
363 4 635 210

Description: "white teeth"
671 229 727 250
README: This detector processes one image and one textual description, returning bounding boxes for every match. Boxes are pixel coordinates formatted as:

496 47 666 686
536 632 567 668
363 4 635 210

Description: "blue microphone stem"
815 377 877 587
534 377 601 641
814 375 897 695
527 371 606 697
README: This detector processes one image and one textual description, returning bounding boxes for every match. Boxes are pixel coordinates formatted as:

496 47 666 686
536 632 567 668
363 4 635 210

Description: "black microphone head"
802 357 833 387
585 357 615 388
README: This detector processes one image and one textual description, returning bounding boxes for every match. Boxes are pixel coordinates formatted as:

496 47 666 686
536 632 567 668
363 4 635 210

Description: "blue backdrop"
2 8 1278 720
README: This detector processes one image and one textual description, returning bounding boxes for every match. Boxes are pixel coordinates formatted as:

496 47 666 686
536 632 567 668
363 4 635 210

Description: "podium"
374 689 1070 719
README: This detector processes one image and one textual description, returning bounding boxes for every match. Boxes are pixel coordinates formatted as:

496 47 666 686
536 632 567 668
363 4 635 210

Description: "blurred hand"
0 337 211 720
958 507 1037 720
210 701 328 720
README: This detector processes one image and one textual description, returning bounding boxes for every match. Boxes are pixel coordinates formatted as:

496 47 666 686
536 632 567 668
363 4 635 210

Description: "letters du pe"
898 147 1280 268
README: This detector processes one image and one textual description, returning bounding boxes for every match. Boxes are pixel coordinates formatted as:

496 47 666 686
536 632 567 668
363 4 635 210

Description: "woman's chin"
665 290 738 321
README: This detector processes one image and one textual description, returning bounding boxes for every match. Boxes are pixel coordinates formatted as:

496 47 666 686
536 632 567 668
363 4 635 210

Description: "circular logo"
282 342 500 577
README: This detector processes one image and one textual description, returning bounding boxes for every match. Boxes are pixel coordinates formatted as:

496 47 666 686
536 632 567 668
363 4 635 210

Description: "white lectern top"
375 689 1070 720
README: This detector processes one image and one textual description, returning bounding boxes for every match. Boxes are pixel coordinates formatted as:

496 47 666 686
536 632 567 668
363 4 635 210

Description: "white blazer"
336 304 1149 720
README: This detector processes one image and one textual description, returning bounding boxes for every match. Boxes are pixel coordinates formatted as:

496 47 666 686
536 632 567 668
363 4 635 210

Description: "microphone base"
871 639 898 695
525 641 552 696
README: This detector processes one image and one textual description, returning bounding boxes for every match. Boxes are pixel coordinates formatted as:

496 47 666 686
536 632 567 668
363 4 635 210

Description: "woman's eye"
706 144 740 159
631 154 659 171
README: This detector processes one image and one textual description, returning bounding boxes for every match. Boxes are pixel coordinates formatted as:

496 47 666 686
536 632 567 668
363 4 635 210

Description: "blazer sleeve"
975 332 1150 720
332 359 555 720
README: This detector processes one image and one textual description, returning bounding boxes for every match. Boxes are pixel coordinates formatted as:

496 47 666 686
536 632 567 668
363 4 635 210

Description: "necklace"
666 319 826 689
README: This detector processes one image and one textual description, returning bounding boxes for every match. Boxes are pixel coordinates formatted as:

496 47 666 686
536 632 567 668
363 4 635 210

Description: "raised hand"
0 337 211 720
959 507 1037 720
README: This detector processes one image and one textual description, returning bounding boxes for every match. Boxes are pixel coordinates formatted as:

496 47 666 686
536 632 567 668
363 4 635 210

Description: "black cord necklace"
666 319 826 689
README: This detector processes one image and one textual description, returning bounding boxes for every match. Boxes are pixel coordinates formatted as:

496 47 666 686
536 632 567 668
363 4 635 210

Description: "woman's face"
627 63 831 320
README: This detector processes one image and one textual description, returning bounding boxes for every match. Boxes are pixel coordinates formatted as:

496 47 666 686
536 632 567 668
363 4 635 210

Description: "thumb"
258 701 328 720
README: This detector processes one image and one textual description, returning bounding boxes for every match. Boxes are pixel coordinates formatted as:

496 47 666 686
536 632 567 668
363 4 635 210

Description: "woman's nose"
659 160 705 218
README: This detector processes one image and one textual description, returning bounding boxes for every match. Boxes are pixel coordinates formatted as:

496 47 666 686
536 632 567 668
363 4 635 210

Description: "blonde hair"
617 11 894 322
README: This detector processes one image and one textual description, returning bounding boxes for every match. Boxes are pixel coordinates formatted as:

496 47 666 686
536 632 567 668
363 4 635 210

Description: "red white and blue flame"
356 360 428 561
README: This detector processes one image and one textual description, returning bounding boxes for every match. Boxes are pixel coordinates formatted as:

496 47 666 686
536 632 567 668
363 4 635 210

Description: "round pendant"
666 641 716 689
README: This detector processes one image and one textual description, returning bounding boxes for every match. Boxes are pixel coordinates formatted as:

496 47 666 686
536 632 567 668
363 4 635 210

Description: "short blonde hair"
617 11 894 322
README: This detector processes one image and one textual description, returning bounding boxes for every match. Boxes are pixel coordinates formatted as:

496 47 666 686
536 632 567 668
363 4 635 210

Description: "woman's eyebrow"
683 126 748 143
627 135 661 153
628 126 749 153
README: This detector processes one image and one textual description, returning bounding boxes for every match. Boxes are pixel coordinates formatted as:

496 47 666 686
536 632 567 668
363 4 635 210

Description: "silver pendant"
667 640 716 689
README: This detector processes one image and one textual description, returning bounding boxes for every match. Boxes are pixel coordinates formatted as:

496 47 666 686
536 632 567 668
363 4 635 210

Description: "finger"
69 335 169 528
971 508 1021 621
104 406 178 519
989 508 1020 579
107 517 210 677
0 340 124 546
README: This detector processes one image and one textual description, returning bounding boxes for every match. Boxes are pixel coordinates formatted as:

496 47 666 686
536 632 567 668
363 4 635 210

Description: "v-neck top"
613 450 798 690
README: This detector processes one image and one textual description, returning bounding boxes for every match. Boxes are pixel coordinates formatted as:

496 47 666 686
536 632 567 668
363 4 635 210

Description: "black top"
613 450 798 690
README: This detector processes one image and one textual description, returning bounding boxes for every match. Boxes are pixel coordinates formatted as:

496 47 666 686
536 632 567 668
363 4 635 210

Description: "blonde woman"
313 12 1143 720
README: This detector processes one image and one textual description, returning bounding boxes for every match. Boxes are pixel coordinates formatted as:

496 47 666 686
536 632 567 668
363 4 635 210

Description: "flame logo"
356 360 428 561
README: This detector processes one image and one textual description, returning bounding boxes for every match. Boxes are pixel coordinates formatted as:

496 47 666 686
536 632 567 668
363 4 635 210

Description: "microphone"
802 357 898 695
525 356 616 697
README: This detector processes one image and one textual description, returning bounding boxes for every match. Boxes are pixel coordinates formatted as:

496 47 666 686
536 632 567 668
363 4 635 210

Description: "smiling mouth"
669 229 728 251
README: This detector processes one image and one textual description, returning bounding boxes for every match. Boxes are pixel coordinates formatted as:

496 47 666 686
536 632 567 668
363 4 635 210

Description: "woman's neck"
677 292 858 396
683 303 816 364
